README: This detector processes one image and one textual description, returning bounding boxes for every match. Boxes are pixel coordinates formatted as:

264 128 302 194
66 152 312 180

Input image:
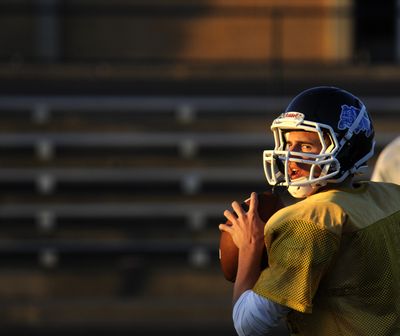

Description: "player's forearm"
233 243 263 304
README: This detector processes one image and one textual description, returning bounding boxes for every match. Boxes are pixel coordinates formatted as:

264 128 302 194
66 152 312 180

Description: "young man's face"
285 131 323 181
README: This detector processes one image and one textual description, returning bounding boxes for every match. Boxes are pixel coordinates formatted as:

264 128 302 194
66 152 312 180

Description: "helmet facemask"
263 112 341 198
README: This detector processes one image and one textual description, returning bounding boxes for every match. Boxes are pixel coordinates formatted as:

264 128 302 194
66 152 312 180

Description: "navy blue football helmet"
263 86 375 197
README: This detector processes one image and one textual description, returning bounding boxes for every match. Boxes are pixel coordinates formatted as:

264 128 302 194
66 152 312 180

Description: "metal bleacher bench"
0 95 398 269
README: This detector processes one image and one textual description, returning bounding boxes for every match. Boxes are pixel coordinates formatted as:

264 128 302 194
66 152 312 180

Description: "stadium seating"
0 93 397 335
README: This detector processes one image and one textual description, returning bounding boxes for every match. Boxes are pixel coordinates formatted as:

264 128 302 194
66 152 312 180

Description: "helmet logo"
273 112 305 126
338 105 372 137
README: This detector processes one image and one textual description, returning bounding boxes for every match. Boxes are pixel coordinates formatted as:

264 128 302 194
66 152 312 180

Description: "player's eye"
301 144 313 152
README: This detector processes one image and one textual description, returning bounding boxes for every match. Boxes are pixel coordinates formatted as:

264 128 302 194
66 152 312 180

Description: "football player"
371 136 400 184
220 86 400 335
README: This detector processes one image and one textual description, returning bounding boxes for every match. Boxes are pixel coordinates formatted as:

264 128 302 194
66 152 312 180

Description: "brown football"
219 191 285 282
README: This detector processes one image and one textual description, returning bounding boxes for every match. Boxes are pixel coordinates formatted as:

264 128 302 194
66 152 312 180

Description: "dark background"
0 1 398 335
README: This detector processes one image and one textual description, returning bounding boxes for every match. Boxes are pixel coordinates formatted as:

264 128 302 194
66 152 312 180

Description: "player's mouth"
288 165 305 181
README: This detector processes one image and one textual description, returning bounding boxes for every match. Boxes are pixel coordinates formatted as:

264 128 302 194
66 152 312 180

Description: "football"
219 191 285 282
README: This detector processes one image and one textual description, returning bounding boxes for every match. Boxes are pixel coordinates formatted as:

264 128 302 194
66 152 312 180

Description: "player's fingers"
232 201 245 217
248 192 258 213
223 209 237 224
219 223 233 233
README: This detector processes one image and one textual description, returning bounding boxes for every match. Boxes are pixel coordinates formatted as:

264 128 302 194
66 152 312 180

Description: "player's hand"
219 192 265 252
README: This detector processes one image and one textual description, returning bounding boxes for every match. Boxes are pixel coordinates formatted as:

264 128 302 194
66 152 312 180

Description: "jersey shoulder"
267 192 346 237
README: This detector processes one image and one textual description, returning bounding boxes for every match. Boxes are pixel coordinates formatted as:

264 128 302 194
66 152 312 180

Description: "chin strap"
287 179 325 198
288 184 315 198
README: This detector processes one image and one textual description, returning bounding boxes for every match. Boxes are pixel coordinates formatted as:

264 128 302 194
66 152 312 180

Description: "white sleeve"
233 290 291 336
371 136 400 184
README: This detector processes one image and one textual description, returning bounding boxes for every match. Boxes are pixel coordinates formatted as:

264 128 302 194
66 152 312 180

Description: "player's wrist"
238 242 264 269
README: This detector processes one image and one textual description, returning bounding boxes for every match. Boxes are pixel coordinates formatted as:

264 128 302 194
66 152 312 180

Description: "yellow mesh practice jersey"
253 181 400 336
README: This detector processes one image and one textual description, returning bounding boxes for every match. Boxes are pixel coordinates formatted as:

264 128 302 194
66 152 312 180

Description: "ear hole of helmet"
323 132 334 153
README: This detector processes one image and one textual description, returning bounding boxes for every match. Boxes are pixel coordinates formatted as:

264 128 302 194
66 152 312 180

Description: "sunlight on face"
285 131 323 154
285 131 323 180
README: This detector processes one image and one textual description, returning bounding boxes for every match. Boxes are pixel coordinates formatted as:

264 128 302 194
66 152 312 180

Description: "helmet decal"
338 104 373 137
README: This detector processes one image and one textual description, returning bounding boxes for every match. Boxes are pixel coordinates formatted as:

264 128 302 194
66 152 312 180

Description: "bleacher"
0 95 282 335
0 93 397 335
